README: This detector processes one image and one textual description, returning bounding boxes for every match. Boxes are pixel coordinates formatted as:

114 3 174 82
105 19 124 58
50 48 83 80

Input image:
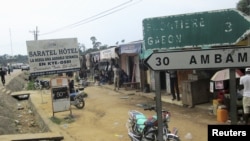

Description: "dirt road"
29 82 220 141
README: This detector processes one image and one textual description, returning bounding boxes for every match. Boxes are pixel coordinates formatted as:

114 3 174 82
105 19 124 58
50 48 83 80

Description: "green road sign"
143 9 250 50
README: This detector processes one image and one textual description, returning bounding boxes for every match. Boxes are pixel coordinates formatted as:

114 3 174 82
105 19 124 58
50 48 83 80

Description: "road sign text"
190 53 247 64
145 47 250 70
143 9 250 49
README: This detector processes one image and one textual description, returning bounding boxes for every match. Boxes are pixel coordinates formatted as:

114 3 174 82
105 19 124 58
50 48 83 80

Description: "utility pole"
9 28 13 56
29 26 39 40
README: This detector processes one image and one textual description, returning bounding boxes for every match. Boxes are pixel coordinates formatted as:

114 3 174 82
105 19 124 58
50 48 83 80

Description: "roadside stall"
210 68 244 122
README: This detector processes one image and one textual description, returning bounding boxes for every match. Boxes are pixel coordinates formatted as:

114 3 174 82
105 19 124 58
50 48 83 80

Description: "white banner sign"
100 47 118 60
26 38 80 76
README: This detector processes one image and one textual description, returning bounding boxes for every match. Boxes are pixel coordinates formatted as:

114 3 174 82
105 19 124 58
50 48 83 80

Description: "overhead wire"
40 0 142 36
69 0 142 29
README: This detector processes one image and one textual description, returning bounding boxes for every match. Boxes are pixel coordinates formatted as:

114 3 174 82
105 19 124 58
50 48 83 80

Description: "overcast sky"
0 0 239 55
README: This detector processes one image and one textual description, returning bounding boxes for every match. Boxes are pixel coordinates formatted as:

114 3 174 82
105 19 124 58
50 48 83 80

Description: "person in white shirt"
239 67 250 125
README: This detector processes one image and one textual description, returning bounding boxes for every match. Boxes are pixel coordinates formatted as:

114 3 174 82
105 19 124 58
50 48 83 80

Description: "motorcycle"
126 106 180 141
70 87 87 109
34 79 50 90
78 77 88 87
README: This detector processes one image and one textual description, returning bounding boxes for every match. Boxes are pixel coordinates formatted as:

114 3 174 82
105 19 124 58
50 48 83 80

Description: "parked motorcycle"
79 77 88 87
126 106 180 141
34 79 50 90
70 87 87 109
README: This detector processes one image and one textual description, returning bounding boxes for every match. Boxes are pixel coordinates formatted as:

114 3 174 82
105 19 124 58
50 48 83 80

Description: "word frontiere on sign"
143 9 250 50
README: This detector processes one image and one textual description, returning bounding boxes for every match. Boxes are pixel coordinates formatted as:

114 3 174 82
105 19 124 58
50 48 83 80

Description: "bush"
26 80 36 90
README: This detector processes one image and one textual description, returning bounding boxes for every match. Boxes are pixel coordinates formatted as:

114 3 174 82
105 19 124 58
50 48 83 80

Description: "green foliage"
26 80 36 90
50 116 75 125
75 73 79 82
50 117 62 124
0 55 28 66
84 48 99 54
237 0 250 15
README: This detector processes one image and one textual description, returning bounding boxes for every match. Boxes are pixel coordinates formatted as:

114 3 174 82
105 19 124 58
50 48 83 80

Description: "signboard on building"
100 47 118 60
120 42 142 54
26 38 81 76
145 47 250 71
143 9 250 50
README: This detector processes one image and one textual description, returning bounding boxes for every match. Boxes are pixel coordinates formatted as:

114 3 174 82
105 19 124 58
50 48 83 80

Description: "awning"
140 49 153 59
100 47 119 60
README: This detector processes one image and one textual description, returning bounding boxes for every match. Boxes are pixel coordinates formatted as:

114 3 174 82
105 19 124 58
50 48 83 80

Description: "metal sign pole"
155 71 163 141
229 69 237 124
40 89 47 104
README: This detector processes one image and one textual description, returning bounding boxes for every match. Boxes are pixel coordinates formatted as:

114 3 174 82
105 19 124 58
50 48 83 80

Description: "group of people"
92 63 128 89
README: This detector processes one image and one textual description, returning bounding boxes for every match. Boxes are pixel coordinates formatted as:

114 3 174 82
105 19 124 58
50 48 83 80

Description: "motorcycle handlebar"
144 106 155 111
144 106 169 113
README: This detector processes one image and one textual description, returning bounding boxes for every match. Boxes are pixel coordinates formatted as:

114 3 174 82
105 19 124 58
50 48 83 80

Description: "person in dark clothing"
119 69 128 87
169 70 180 101
7 66 10 75
0 68 6 86
69 79 74 93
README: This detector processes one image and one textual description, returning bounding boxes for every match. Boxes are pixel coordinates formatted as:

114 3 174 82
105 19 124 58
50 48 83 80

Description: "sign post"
154 71 163 141
143 8 250 129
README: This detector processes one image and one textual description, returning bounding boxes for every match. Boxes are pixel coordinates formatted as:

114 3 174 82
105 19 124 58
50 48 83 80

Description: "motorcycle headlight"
163 111 171 122
166 114 170 122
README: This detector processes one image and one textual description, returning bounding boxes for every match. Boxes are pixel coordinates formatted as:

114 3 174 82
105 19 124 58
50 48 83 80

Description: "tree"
84 48 99 54
99 45 108 50
78 43 86 55
94 42 102 49
116 39 125 45
90 36 102 49
237 0 250 15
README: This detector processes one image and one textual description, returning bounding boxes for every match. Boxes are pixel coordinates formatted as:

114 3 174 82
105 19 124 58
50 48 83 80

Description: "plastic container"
217 106 228 122
213 99 222 106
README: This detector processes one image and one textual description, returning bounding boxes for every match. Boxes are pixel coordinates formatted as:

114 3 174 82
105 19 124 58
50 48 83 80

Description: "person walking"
239 67 250 125
0 68 6 86
7 65 11 75
113 64 121 91
169 70 180 101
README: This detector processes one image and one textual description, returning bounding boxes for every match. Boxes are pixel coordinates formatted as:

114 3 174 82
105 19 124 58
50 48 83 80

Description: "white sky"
0 0 239 55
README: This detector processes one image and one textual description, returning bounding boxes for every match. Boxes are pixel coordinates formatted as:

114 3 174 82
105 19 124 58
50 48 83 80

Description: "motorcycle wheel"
166 134 180 141
141 135 157 141
75 97 85 109
45 83 50 89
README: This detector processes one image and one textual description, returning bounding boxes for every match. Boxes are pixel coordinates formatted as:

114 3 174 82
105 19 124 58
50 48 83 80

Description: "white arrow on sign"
145 47 250 71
